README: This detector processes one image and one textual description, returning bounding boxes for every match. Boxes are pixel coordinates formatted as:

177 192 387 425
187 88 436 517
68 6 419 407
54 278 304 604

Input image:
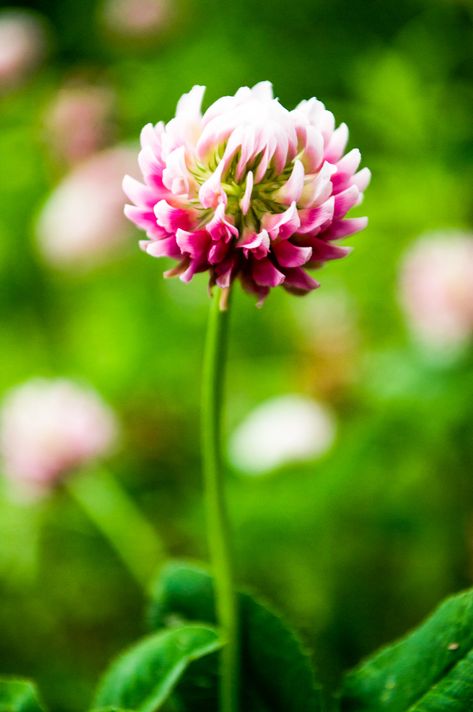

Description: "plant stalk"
201 287 239 712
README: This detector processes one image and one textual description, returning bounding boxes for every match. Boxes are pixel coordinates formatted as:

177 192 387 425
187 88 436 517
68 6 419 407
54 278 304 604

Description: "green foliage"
149 561 323 711
93 625 221 712
0 679 45 712
342 587 473 711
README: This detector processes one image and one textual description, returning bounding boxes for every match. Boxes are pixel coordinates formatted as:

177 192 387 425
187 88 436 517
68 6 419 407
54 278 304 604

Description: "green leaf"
149 561 323 712
342 587 473 711
0 678 45 712
93 624 222 712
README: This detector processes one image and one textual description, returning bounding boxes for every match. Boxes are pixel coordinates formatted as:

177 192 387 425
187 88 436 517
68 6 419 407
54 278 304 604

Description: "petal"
252 258 285 287
307 237 352 263
238 229 270 259
122 175 155 207
199 161 226 209
283 267 320 293
322 216 368 241
154 200 195 232
298 197 335 234
333 185 360 219
176 228 210 260
301 125 324 173
262 201 300 240
141 236 180 259
273 240 312 268
205 203 239 241
240 171 254 215
162 146 193 195
273 160 305 205
324 122 349 162
351 167 371 192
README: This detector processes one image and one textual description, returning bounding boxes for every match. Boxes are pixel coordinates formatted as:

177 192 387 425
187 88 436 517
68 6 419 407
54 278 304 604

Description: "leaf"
341 587 473 711
149 560 323 712
0 678 45 712
93 624 222 712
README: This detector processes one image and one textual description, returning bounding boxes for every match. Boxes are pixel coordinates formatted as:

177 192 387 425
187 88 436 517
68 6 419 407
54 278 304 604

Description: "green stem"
66 465 164 590
201 288 239 712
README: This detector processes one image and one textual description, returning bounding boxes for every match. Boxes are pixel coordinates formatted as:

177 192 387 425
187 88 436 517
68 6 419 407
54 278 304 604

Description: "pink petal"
301 125 324 173
238 229 270 259
205 203 238 241
209 240 230 265
308 237 352 263
252 258 286 287
322 217 368 241
283 267 320 293
240 171 254 215
351 167 371 192
141 236 180 259
154 200 195 232
215 256 238 288
273 240 312 268
199 161 226 209
298 197 335 234
273 160 305 205
262 201 300 240
324 122 349 162
162 146 192 195
176 228 210 260
333 185 360 219
122 175 155 207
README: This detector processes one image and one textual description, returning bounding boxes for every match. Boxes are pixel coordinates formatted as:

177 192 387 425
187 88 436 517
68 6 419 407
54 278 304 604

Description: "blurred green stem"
201 287 239 712
66 465 164 589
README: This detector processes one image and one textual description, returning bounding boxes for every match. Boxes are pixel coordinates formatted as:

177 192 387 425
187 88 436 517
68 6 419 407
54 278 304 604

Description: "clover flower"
45 82 116 165
123 82 370 304
229 395 336 474
0 10 48 89
400 232 473 352
0 379 117 492
37 147 137 269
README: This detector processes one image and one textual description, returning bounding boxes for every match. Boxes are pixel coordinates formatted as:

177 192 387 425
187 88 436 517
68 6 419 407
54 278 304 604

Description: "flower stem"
66 465 164 590
202 288 239 712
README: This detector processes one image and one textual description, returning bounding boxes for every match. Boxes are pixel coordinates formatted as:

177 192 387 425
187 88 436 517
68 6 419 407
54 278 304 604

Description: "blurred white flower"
399 232 473 353
0 379 117 493
36 146 138 269
45 82 116 165
0 10 48 89
229 395 336 475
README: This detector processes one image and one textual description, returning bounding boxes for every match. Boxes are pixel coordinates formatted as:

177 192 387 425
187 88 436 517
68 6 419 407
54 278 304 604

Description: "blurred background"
0 0 472 708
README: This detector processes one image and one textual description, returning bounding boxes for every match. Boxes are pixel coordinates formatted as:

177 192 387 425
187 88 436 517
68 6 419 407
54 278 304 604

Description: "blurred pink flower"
101 0 173 39
124 82 370 304
37 147 138 268
400 232 473 351
0 10 47 89
0 379 117 492
45 83 116 165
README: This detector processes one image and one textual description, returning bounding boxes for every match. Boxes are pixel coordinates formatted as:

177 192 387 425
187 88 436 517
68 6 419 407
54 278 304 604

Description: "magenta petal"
308 237 352 262
122 175 156 207
262 201 300 240
273 240 312 268
333 185 360 219
176 228 210 260
322 217 368 241
215 256 238 288
209 240 229 265
154 200 194 232
298 197 335 234
324 122 349 163
283 267 320 293
142 236 181 259
252 258 286 287
205 203 239 241
351 167 371 192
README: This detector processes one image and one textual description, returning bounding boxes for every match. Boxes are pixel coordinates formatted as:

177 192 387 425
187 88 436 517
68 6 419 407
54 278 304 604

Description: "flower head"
0 379 117 492
124 82 370 304
399 232 473 352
